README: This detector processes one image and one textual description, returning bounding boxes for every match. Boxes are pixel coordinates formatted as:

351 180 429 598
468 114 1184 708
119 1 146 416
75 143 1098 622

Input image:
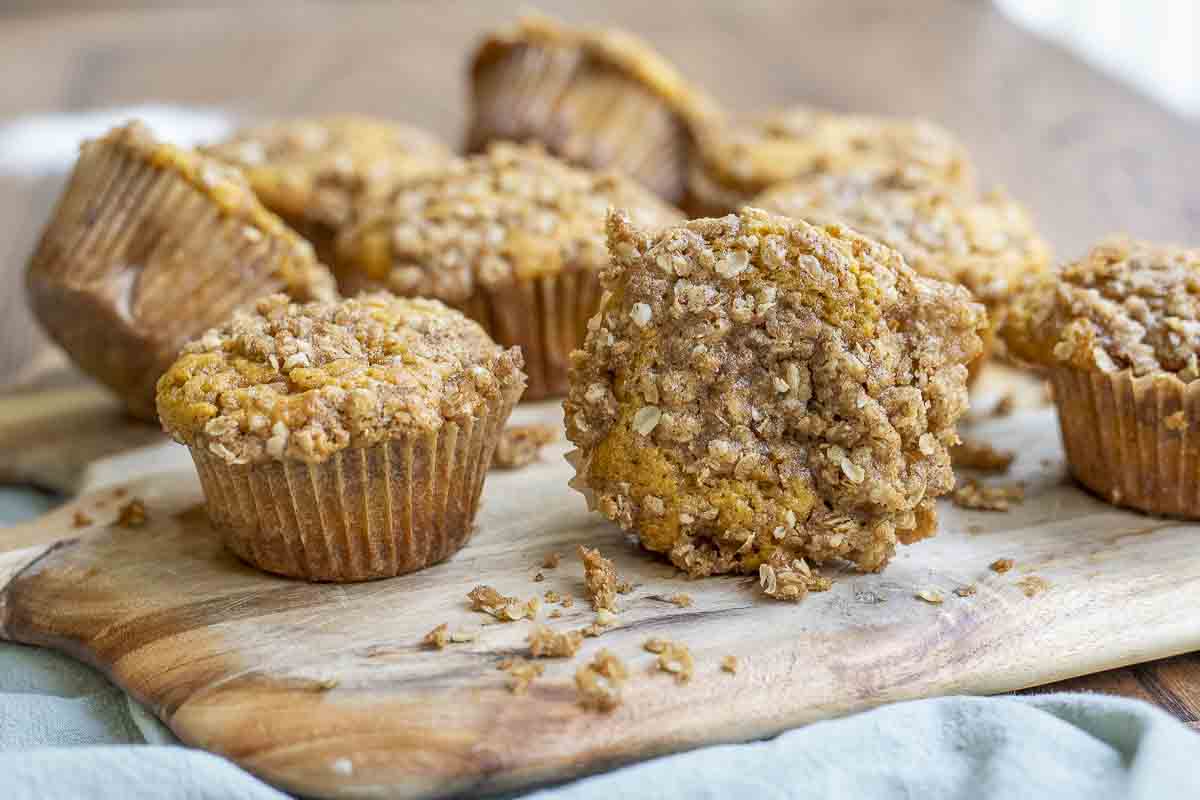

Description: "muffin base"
191 389 519 582
1052 367 1199 519
27 138 322 421
468 45 690 204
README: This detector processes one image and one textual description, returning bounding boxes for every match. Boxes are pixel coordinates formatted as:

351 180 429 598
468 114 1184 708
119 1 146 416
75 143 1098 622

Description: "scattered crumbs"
616 579 634 595
579 545 623 612
954 585 977 597
967 524 985 534
331 758 353 776
468 585 540 621
667 593 693 608
647 639 694 684
115 499 147 528
952 479 1025 511
758 555 832 602
990 558 1015 574
721 655 739 674
534 572 545 583
422 623 450 650
71 510 94 528
316 676 340 690
543 552 562 569
992 393 1016 418
549 609 563 619
576 649 628 711
951 438 1015 473
544 590 562 603
594 609 618 627
492 423 558 470
916 588 944 604
1017 575 1051 598
499 656 545 695
449 629 478 643
561 594 575 608
1165 411 1187 432
854 589 885 605
528 625 583 658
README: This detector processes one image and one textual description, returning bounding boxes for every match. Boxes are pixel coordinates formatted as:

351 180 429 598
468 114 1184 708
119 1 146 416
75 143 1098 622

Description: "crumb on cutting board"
115 498 147 528
759 555 832 601
990 558 1015 574
1017 575 1051 598
579 545 623 612
492 423 558 470
916 588 944 604
72 510 94 528
721 655 739 674
645 638 694 684
951 437 1015 473
499 656 545 695
952 479 1025 511
468 585 540 621
954 585 977 597
422 623 450 650
576 649 628 712
543 552 562 569
528 625 583 658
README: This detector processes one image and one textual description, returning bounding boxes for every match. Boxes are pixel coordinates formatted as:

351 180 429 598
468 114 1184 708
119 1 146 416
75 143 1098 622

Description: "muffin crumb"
721 655 739 674
952 438 1015 473
580 545 623 612
543 552 563 569
916 588 944 604
667 593 693 608
1017 575 1051 598
498 656 545 695
115 499 147 528
72 510 94 528
954 584 977 597
759 555 833 602
575 649 629 711
468 585 540 621
989 558 1015 574
953 480 1025 511
422 623 450 650
493 423 558 470
646 639 694 684
528 625 584 658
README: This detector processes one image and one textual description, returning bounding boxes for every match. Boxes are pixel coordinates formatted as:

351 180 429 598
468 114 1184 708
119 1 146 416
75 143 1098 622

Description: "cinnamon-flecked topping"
156 293 524 464
334 143 682 301
565 208 985 577
1002 238 1200 379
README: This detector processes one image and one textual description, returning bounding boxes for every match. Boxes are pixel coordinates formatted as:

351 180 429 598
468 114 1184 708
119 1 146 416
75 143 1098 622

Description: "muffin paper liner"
467 44 689 203
26 142 309 420
190 386 520 582
459 267 603 401
1051 367 1199 519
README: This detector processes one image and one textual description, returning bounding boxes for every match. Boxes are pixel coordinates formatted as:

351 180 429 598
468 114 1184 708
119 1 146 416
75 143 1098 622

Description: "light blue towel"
3 489 1199 800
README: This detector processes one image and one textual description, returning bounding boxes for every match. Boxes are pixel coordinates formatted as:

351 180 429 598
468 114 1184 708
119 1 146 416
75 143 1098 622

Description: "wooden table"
1 0 1198 730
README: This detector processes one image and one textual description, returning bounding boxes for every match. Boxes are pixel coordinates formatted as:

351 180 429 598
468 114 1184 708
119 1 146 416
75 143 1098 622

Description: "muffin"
565 208 986 582
335 143 683 399
203 115 451 263
26 121 336 421
156 292 526 581
1002 238 1200 518
687 106 977 217
466 13 721 205
756 170 1049 381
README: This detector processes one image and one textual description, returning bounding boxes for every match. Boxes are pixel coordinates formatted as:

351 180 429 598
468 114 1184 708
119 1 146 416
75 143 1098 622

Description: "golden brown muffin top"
1002 238 1200 380
689 107 976 211
755 171 1049 306
471 13 721 133
157 293 525 465
96 121 337 300
334 143 684 301
564 208 986 576
202 115 451 231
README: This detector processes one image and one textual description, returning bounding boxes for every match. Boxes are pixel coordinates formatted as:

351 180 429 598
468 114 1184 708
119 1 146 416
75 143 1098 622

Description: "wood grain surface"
1 396 1200 798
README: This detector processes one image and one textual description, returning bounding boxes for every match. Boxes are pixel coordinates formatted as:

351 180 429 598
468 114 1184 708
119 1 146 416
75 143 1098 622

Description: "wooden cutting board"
2 383 1200 799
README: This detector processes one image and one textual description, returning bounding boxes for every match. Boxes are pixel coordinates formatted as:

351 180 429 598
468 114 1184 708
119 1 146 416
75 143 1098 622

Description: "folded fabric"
2 640 1199 800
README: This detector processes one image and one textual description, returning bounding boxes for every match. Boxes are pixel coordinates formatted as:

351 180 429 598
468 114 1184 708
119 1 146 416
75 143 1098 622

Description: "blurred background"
0 0 1197 389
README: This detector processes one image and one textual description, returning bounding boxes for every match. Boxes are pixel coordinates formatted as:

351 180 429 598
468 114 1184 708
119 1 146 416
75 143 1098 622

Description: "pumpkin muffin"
756 170 1049 381
203 115 451 263
564 208 986 585
335 143 683 399
466 13 721 204
1002 238 1200 518
27 121 336 421
157 292 526 581
687 106 976 217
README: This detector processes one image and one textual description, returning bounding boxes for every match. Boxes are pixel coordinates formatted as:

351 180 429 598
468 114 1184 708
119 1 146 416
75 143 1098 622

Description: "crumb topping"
468 585 540 622
156 293 525 464
579 545 623 612
335 143 682 300
951 438 1014 473
952 479 1025 511
756 172 1049 308
758 553 833 601
527 625 584 658
1003 238 1200 379
575 649 628 711
690 107 976 213
565 208 985 577
492 423 558 470
204 115 450 232
93 122 336 301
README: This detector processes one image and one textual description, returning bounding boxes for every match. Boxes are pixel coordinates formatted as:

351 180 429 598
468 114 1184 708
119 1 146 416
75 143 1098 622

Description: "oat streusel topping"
689 107 976 214
97 122 336 300
1002 238 1200 379
156 293 524 464
565 208 985 575
334 143 683 301
756 172 1049 307
204 115 450 235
